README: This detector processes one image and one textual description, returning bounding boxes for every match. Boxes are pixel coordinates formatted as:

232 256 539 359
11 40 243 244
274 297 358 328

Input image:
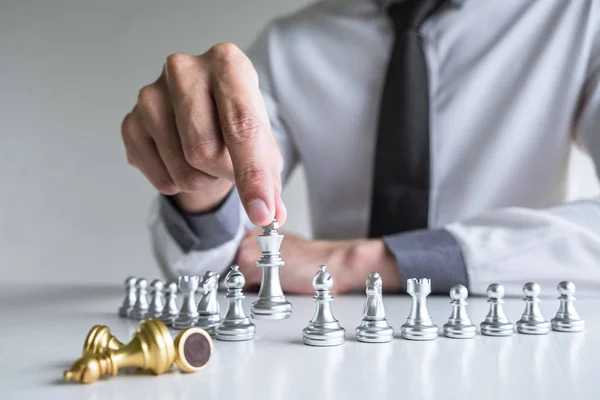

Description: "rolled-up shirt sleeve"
149 188 247 281
383 229 468 294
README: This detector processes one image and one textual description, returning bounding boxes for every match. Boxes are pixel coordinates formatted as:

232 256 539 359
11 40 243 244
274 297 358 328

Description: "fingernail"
248 199 271 225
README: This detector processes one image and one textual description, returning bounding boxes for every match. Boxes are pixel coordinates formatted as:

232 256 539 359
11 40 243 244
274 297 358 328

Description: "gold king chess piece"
64 318 176 384
82 325 124 356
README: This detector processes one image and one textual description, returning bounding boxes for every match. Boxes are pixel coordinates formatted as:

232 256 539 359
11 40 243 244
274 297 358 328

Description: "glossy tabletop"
1 284 598 400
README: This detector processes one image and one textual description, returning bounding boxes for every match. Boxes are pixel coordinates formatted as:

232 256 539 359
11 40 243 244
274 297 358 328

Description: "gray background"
1 0 598 284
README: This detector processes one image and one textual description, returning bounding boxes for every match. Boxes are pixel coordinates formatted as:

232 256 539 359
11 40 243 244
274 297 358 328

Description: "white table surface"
1 284 598 400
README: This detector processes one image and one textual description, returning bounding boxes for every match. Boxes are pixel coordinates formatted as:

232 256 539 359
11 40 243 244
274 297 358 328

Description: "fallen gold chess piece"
82 325 124 356
65 318 213 384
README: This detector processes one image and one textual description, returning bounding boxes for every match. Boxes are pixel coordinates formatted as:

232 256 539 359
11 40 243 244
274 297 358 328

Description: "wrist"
335 239 401 293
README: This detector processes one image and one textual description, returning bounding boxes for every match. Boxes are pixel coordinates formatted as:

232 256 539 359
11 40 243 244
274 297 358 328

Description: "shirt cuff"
383 228 468 294
159 189 241 253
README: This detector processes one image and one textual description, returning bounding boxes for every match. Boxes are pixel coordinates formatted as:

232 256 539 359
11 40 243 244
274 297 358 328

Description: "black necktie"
368 0 448 238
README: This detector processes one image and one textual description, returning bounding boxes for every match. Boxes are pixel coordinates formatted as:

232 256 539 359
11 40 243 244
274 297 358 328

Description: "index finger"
209 44 282 226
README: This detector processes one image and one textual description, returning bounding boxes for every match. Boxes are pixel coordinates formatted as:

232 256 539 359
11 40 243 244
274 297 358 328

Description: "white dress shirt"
149 0 600 296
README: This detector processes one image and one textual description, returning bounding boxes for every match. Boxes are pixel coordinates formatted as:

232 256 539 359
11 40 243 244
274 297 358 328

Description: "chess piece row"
64 319 213 384
301 270 585 346
118 266 258 341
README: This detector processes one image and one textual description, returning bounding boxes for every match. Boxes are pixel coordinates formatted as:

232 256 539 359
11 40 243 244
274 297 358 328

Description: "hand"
235 229 402 295
121 44 286 225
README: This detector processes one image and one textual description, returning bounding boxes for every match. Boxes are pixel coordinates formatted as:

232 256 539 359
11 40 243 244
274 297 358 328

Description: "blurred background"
1 0 598 284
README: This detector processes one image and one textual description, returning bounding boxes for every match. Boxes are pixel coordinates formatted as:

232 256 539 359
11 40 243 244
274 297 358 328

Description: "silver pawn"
159 281 179 326
443 284 476 339
356 272 394 343
480 283 514 336
250 220 292 320
516 282 550 334
551 281 585 332
401 278 439 340
302 265 346 346
216 265 256 341
129 278 149 320
173 276 200 330
196 271 221 334
146 279 165 318
118 276 137 318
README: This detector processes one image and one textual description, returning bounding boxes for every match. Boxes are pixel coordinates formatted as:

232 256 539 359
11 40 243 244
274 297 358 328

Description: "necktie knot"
388 0 448 32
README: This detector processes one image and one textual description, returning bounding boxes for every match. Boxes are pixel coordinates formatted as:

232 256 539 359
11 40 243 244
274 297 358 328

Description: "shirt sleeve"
445 48 600 297
148 23 300 279
383 229 468 294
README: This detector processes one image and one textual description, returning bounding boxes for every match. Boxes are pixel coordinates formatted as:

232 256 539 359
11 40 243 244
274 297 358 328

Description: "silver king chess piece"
118 276 137 318
516 282 550 335
173 276 200 330
480 283 514 336
160 281 179 326
443 284 477 339
196 271 222 334
216 265 256 341
250 220 292 320
146 279 165 318
401 278 439 340
355 272 394 343
551 281 585 332
303 265 346 346
129 278 149 320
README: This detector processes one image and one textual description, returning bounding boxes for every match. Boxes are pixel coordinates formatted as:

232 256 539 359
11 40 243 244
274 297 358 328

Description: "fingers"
163 54 234 179
207 43 283 226
121 112 177 195
136 80 214 192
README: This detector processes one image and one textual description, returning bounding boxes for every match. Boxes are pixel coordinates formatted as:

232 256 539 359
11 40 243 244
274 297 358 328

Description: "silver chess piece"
303 265 346 346
356 272 394 343
129 278 149 320
118 276 137 318
480 283 514 336
401 278 439 340
443 284 477 339
250 220 292 320
196 271 222 334
173 276 200 330
216 265 256 341
516 282 550 335
160 281 179 326
146 279 165 318
551 281 585 332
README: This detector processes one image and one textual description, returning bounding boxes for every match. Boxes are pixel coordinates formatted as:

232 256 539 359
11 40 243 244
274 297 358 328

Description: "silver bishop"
216 265 256 341
303 265 346 346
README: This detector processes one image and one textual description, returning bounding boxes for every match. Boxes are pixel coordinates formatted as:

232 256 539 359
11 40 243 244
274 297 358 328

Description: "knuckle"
207 42 243 65
137 84 160 109
165 52 195 77
121 113 137 144
185 140 222 168
235 162 268 190
224 106 261 143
